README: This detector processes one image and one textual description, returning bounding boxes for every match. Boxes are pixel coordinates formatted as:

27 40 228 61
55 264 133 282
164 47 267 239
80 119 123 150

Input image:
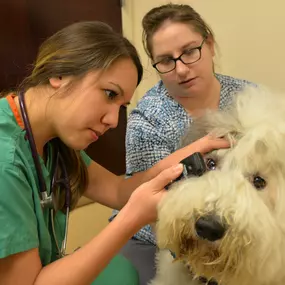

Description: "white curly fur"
150 86 285 285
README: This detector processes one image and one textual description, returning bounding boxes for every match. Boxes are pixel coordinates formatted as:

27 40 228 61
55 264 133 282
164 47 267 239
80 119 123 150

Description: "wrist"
115 204 145 233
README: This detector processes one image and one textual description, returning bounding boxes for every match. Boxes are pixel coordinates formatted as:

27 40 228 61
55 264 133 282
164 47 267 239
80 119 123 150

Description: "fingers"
210 137 230 148
147 164 183 190
201 135 230 154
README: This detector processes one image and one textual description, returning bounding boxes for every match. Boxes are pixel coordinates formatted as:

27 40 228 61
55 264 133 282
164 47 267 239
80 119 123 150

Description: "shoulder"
0 98 27 165
216 73 258 108
217 73 257 92
132 81 169 117
0 98 38 191
128 81 185 129
0 100 39 258
0 99 34 195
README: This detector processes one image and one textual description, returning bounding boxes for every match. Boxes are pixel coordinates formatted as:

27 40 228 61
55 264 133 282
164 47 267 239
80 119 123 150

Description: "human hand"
189 134 230 154
124 164 183 227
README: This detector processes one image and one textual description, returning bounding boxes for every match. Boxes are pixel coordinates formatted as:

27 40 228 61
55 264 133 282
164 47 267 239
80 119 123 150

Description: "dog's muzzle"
195 215 226 241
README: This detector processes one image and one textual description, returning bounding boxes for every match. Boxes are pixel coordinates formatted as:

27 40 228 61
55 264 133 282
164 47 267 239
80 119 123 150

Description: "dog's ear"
178 85 279 149
178 108 242 149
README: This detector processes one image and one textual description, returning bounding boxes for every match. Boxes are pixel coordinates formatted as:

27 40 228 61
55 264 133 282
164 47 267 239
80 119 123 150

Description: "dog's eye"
252 175 267 190
206 158 216 170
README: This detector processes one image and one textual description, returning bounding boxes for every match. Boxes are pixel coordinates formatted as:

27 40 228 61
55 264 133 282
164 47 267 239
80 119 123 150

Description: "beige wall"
122 0 285 112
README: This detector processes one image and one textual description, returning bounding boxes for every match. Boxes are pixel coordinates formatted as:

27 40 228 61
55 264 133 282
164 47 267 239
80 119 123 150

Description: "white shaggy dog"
150 86 285 285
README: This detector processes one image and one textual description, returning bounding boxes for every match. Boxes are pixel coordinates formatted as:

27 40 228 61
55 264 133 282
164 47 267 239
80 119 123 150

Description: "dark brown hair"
142 3 216 59
4 21 143 211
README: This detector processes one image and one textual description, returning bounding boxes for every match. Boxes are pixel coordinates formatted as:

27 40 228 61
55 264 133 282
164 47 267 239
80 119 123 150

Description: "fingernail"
173 163 183 172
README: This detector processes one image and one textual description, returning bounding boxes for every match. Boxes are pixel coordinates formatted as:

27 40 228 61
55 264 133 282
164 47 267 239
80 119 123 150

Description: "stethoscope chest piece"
40 191 57 210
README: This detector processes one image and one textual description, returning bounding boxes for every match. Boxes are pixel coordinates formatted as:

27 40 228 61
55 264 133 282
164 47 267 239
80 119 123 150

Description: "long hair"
2 21 143 211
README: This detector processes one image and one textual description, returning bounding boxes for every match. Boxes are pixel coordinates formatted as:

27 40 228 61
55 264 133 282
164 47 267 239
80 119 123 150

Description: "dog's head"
156 86 285 285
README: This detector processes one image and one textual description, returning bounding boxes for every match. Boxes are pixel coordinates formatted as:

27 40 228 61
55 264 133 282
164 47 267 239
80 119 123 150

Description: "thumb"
149 164 184 190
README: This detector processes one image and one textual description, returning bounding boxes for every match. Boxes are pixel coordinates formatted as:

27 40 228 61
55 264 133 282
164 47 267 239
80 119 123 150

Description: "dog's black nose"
195 215 226 241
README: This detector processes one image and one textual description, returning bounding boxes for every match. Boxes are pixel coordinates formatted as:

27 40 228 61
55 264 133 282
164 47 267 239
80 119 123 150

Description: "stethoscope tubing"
18 91 70 257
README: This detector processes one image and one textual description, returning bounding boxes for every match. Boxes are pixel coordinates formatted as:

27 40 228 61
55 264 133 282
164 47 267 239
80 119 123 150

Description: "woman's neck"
175 76 221 118
15 88 56 157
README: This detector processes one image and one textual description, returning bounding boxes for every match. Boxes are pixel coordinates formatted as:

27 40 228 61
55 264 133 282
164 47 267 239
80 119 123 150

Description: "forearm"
117 143 198 207
35 207 141 285
86 135 227 210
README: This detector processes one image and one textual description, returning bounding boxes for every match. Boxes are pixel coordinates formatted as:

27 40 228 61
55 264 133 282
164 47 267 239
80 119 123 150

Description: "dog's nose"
195 215 226 241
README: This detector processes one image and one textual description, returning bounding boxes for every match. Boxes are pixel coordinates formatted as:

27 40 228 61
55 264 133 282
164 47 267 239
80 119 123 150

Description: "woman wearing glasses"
0 21 229 285
111 3 258 285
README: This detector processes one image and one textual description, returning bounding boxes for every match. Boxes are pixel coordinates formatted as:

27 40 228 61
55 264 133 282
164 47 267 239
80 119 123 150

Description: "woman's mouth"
89 129 101 141
179 77 197 87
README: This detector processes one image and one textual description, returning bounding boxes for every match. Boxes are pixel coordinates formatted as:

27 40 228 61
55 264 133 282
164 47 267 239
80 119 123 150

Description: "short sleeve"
0 165 39 258
80 150 92 167
126 111 172 175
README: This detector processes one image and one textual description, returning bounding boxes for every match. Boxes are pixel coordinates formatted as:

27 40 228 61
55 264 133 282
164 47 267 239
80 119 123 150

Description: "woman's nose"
102 107 119 129
175 60 190 76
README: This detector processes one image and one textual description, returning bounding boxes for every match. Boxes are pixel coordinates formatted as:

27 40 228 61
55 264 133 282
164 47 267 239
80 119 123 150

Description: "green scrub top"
0 95 91 265
0 95 139 284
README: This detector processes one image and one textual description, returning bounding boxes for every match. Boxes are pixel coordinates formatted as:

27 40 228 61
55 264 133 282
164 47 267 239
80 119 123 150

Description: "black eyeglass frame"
152 38 207 74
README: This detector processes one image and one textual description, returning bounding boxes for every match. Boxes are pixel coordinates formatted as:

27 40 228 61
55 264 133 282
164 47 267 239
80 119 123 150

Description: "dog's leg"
148 249 200 285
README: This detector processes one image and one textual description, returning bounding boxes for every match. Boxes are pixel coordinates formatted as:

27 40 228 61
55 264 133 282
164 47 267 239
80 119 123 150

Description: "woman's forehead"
151 22 202 57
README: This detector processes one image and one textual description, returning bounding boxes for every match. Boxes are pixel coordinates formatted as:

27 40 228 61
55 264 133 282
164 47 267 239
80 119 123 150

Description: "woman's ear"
49 77 63 89
49 76 70 89
206 35 215 57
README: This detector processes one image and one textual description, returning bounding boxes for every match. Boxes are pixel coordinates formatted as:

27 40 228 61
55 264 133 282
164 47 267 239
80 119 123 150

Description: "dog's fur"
150 86 285 285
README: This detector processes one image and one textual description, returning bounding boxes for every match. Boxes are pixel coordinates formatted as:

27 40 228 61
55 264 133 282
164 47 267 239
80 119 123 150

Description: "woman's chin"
60 137 91 151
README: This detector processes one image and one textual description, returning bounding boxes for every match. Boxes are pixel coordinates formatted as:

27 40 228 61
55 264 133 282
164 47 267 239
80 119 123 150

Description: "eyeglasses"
152 38 206 74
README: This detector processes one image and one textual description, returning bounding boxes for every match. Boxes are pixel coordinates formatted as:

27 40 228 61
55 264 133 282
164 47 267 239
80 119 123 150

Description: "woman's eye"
160 57 173 65
206 158 217 170
105 90 118 100
184 48 196 55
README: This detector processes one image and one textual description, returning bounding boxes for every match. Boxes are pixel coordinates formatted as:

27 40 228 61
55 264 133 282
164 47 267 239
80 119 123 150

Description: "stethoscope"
18 91 70 258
